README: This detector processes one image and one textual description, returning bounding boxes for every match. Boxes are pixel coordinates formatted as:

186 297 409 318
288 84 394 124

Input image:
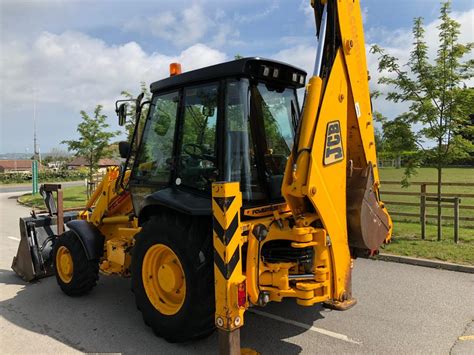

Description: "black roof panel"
150 57 307 93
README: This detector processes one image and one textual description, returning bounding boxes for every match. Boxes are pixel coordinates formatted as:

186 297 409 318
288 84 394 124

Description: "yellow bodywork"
79 167 140 276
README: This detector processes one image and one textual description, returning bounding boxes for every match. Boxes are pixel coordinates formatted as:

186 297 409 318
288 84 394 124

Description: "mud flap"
347 165 390 255
11 212 78 281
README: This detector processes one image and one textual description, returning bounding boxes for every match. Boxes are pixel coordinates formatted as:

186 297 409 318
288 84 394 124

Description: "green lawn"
379 167 474 265
18 186 88 209
17 168 474 265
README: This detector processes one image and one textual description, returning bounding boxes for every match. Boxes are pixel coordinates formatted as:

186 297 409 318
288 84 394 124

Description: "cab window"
177 83 219 191
133 91 178 185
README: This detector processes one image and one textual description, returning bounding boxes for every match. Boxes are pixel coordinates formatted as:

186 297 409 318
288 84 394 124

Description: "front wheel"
131 213 215 342
53 231 99 296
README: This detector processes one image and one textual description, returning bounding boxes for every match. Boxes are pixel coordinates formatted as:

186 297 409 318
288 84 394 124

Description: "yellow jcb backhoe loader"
13 0 391 352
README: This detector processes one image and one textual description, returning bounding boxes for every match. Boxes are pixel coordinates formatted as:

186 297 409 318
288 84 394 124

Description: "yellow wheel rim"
142 244 186 315
56 246 73 283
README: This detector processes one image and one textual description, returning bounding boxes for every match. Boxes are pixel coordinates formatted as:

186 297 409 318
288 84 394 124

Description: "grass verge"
18 186 88 209
382 221 473 265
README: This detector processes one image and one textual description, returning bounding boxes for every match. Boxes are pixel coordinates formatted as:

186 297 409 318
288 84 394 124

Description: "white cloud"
234 1 279 24
0 30 227 113
0 30 227 152
274 44 316 76
124 4 211 47
124 3 242 49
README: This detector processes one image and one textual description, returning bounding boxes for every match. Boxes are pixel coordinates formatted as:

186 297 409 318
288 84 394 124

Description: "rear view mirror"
202 106 215 117
117 103 128 126
118 141 130 159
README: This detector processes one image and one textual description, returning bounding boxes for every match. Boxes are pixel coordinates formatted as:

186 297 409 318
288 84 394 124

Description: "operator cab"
129 57 306 216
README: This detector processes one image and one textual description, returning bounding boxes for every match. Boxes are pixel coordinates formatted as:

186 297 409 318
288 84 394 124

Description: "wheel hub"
56 246 73 283
142 244 186 315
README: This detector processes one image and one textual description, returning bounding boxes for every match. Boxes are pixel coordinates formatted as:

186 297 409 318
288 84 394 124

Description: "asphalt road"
1 190 473 354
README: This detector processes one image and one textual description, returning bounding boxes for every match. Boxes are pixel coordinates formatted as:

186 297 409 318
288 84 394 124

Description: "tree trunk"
437 163 442 242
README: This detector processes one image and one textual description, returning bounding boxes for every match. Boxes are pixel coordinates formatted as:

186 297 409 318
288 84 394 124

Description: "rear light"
237 280 247 308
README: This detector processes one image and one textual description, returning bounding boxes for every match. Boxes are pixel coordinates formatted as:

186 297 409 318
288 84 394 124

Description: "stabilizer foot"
323 298 357 311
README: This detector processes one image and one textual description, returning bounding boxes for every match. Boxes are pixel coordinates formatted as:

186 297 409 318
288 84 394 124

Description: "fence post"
454 197 460 244
420 184 426 240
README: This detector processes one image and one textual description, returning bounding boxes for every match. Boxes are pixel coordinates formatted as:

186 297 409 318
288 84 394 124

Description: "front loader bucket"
347 165 391 254
12 212 77 281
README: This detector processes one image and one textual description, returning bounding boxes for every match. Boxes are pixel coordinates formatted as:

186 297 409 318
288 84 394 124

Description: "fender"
66 220 105 260
140 187 212 219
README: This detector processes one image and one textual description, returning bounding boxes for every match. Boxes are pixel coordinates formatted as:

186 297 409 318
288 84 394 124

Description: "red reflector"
238 281 247 308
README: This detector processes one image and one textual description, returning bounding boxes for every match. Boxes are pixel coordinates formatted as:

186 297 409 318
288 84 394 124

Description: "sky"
0 0 473 154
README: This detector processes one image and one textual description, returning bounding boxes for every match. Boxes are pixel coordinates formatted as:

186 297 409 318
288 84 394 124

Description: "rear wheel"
132 212 214 342
53 231 99 296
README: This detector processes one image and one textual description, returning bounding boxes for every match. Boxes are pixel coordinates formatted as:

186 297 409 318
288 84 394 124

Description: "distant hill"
0 153 31 160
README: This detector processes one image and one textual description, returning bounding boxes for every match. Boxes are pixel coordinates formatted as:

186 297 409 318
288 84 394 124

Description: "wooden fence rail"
381 181 474 187
379 181 473 243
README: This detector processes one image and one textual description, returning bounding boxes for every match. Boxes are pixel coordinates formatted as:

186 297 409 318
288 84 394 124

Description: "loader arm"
282 0 392 300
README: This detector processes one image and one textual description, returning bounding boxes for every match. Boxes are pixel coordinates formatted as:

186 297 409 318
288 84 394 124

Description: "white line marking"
8 236 20 241
249 309 362 345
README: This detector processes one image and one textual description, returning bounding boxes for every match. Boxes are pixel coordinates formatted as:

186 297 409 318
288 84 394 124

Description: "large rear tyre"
132 213 214 342
53 231 99 296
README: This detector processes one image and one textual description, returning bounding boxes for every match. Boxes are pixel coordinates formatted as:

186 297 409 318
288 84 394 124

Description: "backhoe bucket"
347 165 391 254
12 212 77 281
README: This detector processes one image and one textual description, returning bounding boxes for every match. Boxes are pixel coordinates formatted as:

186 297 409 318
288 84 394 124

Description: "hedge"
0 170 88 184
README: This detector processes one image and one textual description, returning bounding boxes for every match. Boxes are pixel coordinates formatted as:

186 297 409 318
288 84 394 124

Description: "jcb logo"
324 121 344 165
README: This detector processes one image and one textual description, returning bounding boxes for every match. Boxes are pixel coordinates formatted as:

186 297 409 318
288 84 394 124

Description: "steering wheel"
183 143 215 162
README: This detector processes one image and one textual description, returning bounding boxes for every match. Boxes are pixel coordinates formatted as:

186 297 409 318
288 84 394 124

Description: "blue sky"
1 0 473 153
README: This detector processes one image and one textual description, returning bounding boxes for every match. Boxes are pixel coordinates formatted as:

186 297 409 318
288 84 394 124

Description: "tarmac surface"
1 190 473 354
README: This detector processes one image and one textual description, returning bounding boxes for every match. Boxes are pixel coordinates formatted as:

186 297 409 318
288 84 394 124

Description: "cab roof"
150 57 307 93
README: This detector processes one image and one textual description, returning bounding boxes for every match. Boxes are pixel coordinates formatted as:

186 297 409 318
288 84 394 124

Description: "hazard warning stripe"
213 196 236 213
214 247 240 280
213 213 238 246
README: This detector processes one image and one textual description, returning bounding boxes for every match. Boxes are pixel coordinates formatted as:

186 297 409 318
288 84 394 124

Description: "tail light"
237 280 247 308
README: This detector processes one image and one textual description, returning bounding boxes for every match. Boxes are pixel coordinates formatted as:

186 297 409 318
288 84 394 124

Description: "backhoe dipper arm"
282 0 392 301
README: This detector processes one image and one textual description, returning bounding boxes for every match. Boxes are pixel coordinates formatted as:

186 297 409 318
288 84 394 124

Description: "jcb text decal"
324 121 344 165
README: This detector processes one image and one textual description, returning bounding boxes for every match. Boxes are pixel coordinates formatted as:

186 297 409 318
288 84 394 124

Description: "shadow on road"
1 268 325 354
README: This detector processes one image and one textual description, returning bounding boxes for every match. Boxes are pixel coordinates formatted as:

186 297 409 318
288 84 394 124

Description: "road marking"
8 236 20 241
458 335 474 341
248 309 362 345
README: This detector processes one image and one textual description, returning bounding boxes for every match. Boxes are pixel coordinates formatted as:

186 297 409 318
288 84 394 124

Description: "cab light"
262 66 270 77
169 62 182 76
299 75 305 85
237 280 247 308
292 73 298 82
273 68 279 78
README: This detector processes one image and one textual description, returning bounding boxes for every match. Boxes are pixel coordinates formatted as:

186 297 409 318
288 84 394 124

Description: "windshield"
224 79 299 202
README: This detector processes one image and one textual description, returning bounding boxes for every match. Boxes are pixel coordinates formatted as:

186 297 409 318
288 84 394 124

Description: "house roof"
67 157 120 167
0 160 37 169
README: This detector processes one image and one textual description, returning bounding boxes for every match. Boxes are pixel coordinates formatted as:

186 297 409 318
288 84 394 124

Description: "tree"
371 1 473 240
62 105 119 182
377 114 418 170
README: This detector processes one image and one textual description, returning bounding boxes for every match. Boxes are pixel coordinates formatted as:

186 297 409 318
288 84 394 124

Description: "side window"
178 83 219 191
134 91 179 185
224 79 265 201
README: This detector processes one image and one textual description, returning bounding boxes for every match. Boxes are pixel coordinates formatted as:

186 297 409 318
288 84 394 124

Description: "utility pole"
32 89 39 194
